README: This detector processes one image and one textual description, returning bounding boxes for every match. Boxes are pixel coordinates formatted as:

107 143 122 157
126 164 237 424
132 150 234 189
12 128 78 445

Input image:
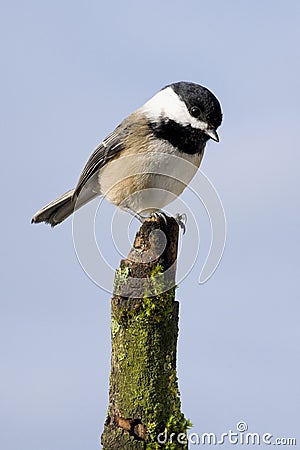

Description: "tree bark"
101 215 190 449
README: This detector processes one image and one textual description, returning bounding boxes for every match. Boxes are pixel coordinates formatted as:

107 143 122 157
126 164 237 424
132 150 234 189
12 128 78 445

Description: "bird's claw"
149 211 168 226
174 213 187 234
137 210 187 233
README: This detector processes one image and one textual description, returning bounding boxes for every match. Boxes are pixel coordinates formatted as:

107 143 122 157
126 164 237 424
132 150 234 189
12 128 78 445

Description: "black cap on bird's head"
166 81 223 142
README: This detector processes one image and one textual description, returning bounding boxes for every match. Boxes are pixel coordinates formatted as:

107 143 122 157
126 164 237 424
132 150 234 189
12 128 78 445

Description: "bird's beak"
205 128 219 142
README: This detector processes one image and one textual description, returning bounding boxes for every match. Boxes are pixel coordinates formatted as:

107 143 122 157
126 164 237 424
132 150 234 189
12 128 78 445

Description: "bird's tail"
31 189 77 227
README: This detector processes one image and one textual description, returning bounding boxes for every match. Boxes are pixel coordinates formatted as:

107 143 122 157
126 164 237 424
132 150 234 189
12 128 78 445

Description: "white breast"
98 139 204 215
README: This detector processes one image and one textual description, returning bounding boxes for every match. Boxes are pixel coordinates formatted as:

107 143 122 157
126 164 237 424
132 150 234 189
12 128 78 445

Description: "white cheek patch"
141 86 208 131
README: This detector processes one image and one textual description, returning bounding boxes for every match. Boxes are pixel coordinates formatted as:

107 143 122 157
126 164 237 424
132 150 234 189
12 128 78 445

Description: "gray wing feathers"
73 129 125 199
32 121 129 226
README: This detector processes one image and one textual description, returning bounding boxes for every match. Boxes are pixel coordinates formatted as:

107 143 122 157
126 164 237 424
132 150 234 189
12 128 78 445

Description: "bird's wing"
73 125 127 199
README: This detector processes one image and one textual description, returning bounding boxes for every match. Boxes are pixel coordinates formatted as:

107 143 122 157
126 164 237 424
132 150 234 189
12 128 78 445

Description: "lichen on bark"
101 216 191 449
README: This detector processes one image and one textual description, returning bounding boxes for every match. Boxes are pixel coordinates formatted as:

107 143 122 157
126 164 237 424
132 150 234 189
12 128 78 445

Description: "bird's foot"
128 209 186 233
149 211 187 233
148 211 168 226
174 213 187 234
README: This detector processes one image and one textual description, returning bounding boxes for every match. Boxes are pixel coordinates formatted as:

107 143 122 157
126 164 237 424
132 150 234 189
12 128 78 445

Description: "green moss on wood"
114 266 130 287
108 263 190 447
103 214 187 448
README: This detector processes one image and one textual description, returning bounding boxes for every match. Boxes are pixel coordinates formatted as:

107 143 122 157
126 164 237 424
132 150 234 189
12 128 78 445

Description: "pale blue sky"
1 1 300 449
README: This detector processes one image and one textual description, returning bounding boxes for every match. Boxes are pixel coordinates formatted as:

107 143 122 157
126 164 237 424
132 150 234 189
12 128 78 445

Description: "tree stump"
101 215 190 449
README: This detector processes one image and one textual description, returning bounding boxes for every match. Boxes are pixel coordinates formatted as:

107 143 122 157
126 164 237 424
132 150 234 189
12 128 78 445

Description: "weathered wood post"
101 215 190 449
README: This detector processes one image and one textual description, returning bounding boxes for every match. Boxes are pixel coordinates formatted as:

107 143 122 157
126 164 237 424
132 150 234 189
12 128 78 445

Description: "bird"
31 81 222 227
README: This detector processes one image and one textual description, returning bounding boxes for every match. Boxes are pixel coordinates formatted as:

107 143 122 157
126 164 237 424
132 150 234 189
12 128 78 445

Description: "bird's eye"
190 106 201 118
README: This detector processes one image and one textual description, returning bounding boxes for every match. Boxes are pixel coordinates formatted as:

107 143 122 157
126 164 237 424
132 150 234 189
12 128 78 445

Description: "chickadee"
32 81 222 227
